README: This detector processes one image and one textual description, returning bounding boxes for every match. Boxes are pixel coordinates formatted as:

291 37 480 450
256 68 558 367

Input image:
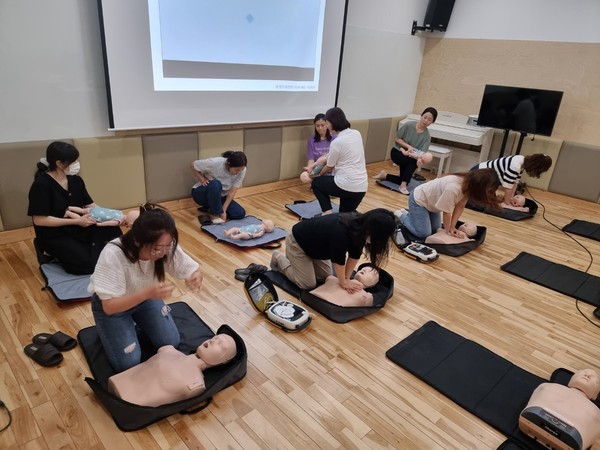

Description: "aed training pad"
501 252 600 307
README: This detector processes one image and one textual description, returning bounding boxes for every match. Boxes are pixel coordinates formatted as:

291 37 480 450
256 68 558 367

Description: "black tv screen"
476 85 563 136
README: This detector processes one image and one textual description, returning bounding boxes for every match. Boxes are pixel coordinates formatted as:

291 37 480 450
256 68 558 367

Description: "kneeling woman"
398 169 500 240
90 204 203 372
270 208 396 291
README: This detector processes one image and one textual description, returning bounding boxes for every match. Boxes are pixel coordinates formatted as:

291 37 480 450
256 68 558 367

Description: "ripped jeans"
91 294 180 372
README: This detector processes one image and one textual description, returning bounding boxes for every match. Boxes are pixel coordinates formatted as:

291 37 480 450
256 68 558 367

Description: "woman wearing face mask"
27 141 122 274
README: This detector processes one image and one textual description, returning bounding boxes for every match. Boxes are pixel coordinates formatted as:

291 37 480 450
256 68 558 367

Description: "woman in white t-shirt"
309 107 368 214
89 204 203 372
191 151 247 224
397 169 500 240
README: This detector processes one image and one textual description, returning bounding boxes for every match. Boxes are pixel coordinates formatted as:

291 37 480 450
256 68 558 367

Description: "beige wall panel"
365 118 393 163
243 128 282 186
143 133 198 202
351 120 370 148
518 136 563 191
548 142 600 202
414 39 600 146
280 125 313 181
73 137 146 210
198 130 244 159
385 116 405 160
0 139 73 230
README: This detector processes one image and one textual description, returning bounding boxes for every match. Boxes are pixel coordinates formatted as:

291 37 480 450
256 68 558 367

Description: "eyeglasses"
150 241 174 256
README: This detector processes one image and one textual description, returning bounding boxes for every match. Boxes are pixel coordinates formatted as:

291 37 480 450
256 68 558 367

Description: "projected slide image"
148 0 325 91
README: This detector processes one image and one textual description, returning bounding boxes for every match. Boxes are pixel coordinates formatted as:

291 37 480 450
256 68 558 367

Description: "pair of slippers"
234 263 268 281
23 331 77 367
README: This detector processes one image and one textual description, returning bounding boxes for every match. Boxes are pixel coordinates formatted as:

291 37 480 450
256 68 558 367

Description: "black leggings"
386 148 418 185
38 226 122 275
311 176 365 213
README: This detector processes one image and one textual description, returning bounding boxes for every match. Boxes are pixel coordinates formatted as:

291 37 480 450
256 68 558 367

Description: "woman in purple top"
306 113 335 165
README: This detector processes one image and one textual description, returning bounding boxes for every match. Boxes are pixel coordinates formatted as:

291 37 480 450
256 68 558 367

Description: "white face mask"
67 161 80 176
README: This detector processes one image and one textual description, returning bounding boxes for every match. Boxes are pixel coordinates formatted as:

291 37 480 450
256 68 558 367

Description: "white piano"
399 111 494 172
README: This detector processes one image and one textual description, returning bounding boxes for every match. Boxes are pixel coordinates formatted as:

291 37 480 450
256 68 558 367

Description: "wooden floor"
1 161 599 450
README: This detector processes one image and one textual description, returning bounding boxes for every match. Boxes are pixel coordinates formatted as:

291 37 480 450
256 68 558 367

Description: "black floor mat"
562 219 600 242
386 321 555 450
501 252 600 307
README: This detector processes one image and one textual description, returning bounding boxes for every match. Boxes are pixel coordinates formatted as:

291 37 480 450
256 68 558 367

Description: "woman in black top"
270 208 396 290
27 141 122 274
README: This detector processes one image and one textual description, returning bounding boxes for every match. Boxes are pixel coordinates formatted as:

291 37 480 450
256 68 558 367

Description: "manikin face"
568 369 600 400
511 195 526 207
354 266 379 288
314 119 328 138
196 334 237 366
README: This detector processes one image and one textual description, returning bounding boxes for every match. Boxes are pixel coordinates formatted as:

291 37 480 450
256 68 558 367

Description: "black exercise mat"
562 219 600 242
501 252 600 307
467 198 537 221
78 301 247 431
386 321 549 450
200 215 287 248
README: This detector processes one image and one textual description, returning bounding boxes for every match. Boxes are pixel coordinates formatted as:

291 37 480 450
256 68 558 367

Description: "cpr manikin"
310 265 380 307
500 194 530 212
108 334 237 407
224 219 275 240
425 222 477 245
519 368 600 450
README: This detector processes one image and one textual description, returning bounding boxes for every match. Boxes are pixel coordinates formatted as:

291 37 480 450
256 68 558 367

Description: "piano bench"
427 144 453 177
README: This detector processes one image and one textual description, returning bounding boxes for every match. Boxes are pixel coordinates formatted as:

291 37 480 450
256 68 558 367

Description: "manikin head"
420 152 433 164
196 334 237 368
261 219 275 233
122 210 140 228
567 368 600 401
511 195 526 207
354 265 380 288
300 171 312 183
458 222 477 237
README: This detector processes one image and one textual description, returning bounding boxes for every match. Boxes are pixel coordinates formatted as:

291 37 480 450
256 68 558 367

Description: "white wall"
1 0 599 144
446 0 600 43
337 0 428 119
0 1 111 142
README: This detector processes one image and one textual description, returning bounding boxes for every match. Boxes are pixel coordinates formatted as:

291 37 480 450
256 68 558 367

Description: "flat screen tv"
476 85 563 136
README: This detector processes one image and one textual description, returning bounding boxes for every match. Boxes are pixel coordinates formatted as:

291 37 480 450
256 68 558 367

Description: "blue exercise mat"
201 215 287 248
40 263 92 302
285 199 339 219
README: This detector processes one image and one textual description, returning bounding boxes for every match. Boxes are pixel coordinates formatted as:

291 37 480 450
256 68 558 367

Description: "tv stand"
498 130 528 157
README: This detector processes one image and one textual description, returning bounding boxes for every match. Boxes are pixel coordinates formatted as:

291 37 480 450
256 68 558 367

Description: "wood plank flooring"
0 161 599 449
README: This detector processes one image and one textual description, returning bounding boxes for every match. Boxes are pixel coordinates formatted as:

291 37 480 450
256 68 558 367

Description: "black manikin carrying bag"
78 301 247 431
397 221 487 257
300 263 395 323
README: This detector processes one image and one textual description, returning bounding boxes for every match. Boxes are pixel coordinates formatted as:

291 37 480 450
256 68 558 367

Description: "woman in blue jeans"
398 169 500 240
90 204 203 372
191 151 247 224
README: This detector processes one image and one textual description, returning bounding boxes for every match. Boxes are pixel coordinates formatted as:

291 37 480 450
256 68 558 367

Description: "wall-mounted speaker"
423 0 456 32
